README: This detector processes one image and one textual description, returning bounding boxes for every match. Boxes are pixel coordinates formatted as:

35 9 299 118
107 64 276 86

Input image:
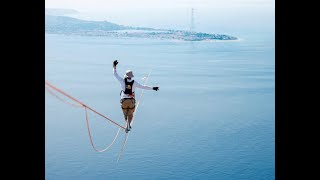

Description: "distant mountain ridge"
45 15 128 32
45 14 237 41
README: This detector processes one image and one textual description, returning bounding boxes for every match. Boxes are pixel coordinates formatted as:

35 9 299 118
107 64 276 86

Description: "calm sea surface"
45 31 274 179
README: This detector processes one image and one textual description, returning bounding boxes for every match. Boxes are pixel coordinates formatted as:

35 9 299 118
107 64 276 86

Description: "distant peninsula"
45 15 237 41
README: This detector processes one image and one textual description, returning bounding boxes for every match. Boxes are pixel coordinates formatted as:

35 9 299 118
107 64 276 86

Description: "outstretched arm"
135 81 153 90
135 81 159 91
113 60 122 82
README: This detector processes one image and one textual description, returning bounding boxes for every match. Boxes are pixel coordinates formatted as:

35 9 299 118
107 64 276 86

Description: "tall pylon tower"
190 8 195 33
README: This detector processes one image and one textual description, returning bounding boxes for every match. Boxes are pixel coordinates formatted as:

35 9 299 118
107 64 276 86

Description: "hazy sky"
46 0 274 10
45 0 274 34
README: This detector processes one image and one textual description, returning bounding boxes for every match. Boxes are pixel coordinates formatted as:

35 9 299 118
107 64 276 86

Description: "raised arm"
113 60 123 82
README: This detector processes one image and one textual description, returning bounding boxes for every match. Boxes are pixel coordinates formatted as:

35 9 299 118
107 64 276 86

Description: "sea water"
45 30 274 179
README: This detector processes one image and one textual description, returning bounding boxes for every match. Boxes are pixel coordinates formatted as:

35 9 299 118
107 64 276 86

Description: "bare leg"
128 116 133 127
125 109 129 129
122 108 129 129
128 109 134 128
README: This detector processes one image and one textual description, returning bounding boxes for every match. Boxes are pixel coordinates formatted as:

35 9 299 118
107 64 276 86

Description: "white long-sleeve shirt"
113 68 153 99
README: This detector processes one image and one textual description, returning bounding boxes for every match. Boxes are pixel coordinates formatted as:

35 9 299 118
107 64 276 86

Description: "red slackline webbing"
84 107 122 152
45 81 125 129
